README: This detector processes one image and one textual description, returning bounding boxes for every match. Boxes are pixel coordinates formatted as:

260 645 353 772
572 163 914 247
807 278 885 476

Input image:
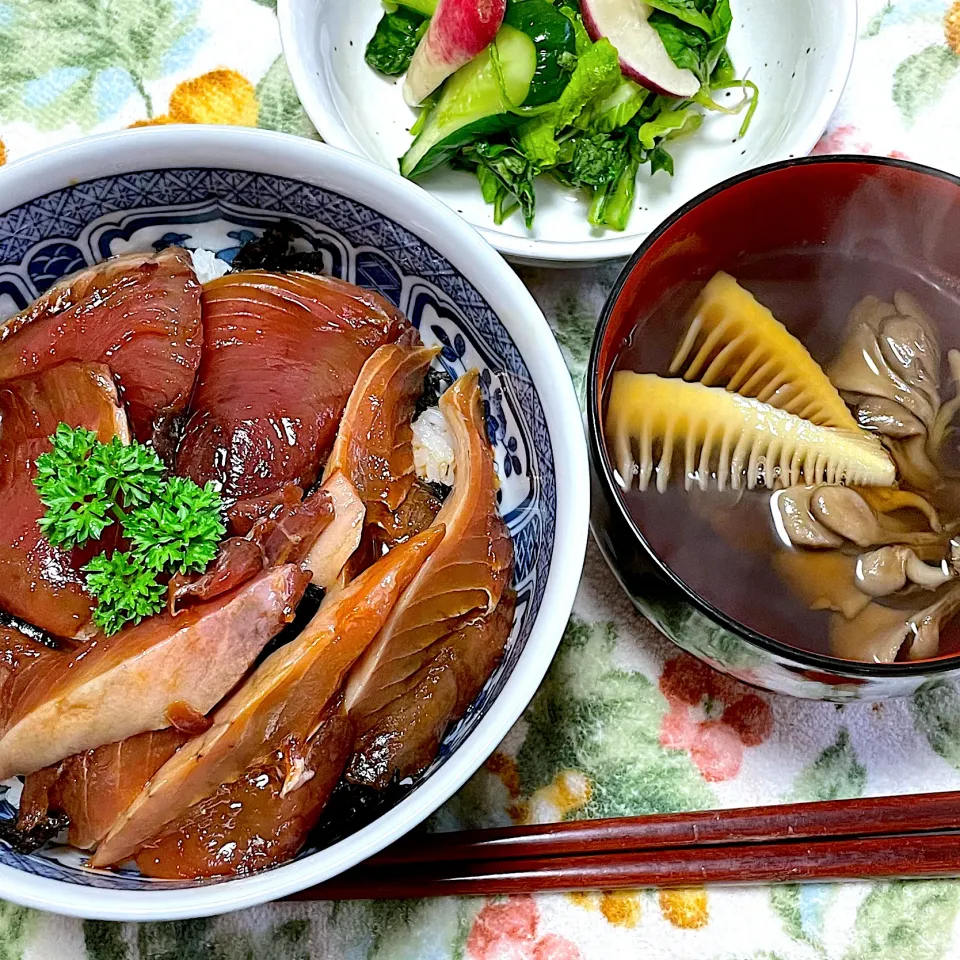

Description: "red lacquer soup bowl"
588 156 960 701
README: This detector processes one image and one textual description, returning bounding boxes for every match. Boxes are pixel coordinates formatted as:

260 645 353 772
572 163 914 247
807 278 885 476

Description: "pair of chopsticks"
288 790 960 900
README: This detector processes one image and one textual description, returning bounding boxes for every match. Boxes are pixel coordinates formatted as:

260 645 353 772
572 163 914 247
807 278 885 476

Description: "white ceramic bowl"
279 0 857 265
0 126 589 920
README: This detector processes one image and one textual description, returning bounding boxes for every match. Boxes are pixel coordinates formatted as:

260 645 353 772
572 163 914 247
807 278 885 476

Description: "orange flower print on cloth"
659 888 709 929
131 70 259 128
467 896 581 960
659 655 772 782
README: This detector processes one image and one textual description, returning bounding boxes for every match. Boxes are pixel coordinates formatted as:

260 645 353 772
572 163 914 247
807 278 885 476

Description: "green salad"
365 0 757 231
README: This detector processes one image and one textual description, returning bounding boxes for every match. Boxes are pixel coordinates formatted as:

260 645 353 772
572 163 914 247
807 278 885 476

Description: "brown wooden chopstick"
291 831 960 901
365 790 960 866
286 790 960 901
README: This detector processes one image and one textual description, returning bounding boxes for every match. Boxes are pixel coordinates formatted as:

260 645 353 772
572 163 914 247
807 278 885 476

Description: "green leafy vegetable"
386 0 754 231
519 37 621 166
712 48 736 84
83 552 168 637
554 37 622 128
365 8 428 77
648 11 709 80
638 108 703 149
564 135 629 188
649 143 675 177
646 0 714 35
558 4 591 54
33 424 226 635
589 151 641 230
456 141 539 227
576 79 648 133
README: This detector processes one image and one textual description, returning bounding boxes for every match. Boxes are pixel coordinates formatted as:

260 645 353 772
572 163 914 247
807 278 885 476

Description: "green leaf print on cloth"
82 918 313 960
84 921 129 960
892 44 960 124
843 881 960 960
516 616 713 818
256 56 320 139
0 901 33 960
770 885 830 955
911 679 960 769
328 899 478 960
0 0 204 130
791 729 866 802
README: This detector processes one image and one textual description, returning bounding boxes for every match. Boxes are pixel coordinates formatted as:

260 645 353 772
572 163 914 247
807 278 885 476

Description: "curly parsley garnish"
34 424 226 636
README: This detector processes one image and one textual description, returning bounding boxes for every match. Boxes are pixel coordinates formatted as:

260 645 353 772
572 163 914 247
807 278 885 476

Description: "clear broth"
609 248 960 660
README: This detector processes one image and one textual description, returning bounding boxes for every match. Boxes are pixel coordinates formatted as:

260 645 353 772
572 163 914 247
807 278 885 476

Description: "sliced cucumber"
400 0 577 179
400 25 537 179
393 0 437 16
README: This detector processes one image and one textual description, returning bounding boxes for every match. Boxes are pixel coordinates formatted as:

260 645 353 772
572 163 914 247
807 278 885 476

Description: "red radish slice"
403 0 506 106
582 0 700 99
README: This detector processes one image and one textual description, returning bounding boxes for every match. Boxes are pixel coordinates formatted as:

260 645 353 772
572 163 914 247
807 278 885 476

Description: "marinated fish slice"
227 484 302 537
0 362 130 639
344 371 514 722
1 252 165 330
177 271 412 504
606 373 896 493
0 564 309 780
670 272 860 431
376 481 445 551
302 471 366 590
167 484 334 613
0 249 202 452
18 728 189 850
134 702 354 879
91 527 443 868
348 589 516 788
324 343 441 546
0 628 57 731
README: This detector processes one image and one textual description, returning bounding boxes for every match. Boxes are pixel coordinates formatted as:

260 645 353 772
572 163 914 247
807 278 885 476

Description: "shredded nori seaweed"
422 480 451 502
230 221 330 276
310 774 414 850
415 368 454 418
0 612 58 649
229 221 308 272
254 585 324 666
0 809 69 854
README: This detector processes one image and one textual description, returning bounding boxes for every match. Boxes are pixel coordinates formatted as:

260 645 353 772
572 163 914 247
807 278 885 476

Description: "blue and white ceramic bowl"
0 126 589 920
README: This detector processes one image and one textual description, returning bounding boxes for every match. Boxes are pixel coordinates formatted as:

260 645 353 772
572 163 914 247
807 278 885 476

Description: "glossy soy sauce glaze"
608 247 960 660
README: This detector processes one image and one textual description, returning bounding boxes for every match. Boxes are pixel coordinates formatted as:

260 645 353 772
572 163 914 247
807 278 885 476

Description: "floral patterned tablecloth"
4 0 960 957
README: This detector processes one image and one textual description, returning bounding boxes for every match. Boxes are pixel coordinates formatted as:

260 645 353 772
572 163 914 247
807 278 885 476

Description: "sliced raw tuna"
176 271 411 509
0 362 129 639
344 371 514 721
0 249 202 454
91 527 443 869
0 564 309 780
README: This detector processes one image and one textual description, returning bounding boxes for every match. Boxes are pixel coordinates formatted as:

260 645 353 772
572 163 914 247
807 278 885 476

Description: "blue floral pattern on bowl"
0 168 556 890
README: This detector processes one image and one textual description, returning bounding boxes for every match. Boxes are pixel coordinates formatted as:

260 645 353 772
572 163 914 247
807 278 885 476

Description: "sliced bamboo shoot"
670 272 860 431
606 373 896 493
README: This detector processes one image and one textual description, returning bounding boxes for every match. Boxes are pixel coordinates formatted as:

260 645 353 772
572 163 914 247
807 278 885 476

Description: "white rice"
412 406 455 487
190 247 231 284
